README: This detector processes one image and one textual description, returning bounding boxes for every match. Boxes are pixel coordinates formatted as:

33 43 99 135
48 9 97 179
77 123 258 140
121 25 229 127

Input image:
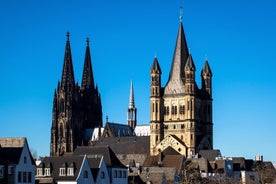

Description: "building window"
67 168 74 176
23 172 27 182
123 170 127 178
8 166 14 175
100 171 105 179
114 170 117 178
59 168 66 176
28 172 32 183
0 165 4 178
152 103 155 112
118 170 122 178
18 171 22 182
45 168 51 176
180 105 185 114
155 103 158 113
83 170 88 178
24 156 27 164
172 106 177 115
36 168 43 176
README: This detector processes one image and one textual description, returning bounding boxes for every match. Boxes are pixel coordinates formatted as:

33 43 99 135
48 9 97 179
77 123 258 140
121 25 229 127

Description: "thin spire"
180 6 183 23
81 37 95 89
128 80 135 108
61 32 75 88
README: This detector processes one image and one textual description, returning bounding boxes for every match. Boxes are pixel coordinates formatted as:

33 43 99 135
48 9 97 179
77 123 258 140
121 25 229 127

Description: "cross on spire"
180 6 183 23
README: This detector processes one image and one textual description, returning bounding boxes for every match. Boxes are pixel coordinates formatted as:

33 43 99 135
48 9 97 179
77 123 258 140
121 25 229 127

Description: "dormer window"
67 167 74 176
36 168 43 176
45 168 51 176
59 168 66 176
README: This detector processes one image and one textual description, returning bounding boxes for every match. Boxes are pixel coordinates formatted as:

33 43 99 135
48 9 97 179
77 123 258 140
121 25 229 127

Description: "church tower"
149 10 213 156
50 34 102 156
150 57 164 155
127 80 137 130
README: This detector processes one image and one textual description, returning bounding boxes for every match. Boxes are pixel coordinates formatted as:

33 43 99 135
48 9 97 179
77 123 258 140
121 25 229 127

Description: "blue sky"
0 0 275 161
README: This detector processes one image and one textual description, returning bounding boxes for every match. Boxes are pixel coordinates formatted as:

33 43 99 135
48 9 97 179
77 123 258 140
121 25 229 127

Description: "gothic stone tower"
50 34 102 156
150 18 213 156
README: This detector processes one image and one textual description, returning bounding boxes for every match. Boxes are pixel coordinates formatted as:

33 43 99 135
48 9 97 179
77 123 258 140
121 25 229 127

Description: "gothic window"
180 105 185 114
164 106 169 115
156 135 158 142
152 103 155 112
156 103 158 113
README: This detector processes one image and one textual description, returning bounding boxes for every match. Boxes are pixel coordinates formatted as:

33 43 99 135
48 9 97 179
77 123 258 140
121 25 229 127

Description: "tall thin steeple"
81 38 95 90
61 32 75 88
127 80 137 130
129 80 135 108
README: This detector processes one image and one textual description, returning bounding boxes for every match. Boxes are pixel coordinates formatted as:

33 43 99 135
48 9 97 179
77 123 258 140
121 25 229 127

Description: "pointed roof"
128 80 135 108
164 22 189 95
81 38 95 89
201 60 212 77
168 22 189 81
185 54 196 71
150 57 161 74
61 32 75 88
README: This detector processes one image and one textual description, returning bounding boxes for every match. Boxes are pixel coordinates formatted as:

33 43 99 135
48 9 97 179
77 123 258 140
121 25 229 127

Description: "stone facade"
50 34 102 156
149 19 213 156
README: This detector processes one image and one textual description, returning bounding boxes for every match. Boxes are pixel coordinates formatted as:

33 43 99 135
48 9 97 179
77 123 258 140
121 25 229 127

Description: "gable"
155 135 187 156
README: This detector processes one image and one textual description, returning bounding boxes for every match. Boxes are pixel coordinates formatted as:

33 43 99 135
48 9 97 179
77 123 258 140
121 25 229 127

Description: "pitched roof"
95 136 149 155
198 149 221 162
73 145 126 168
104 122 134 137
39 155 85 181
0 137 26 147
0 147 23 164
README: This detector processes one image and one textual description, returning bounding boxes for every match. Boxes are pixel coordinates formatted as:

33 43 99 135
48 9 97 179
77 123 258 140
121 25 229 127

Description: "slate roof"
87 156 102 180
95 136 149 155
0 137 35 165
104 122 134 137
198 149 221 162
73 145 126 168
0 147 23 164
39 155 85 181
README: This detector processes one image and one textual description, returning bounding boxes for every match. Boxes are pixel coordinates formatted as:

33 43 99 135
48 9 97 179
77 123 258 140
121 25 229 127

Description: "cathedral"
50 33 102 156
149 16 213 156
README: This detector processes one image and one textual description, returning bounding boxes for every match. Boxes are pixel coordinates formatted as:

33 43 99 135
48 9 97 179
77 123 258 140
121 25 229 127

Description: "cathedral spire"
127 80 137 129
81 37 95 90
61 32 75 88
129 80 135 108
